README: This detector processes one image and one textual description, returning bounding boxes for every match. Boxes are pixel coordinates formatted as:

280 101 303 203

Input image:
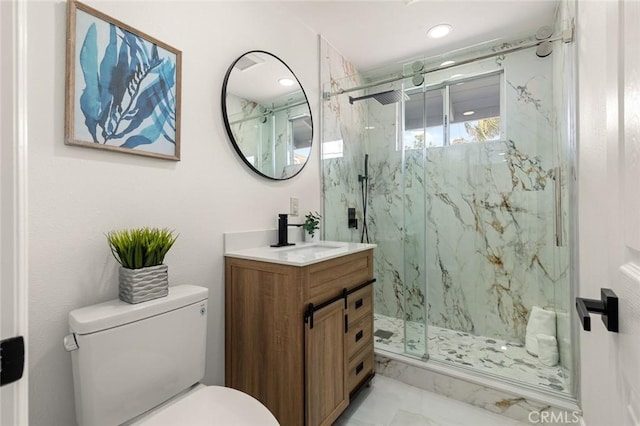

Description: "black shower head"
349 89 409 106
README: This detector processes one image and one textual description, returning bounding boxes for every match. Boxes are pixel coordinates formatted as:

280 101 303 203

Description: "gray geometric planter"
118 264 169 304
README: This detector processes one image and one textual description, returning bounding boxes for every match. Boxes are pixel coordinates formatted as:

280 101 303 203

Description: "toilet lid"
135 386 279 426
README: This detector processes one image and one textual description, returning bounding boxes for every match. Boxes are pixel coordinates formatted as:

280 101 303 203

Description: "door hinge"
1 336 25 386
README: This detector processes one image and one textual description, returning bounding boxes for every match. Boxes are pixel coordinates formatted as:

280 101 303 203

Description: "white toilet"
64 285 279 426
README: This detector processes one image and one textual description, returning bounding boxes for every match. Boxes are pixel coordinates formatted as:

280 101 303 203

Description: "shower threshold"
373 313 569 395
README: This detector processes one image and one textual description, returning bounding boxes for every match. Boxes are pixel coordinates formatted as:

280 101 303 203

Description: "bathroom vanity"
225 241 376 426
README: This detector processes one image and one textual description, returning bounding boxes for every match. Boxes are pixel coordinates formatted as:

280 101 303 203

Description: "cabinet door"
305 299 348 426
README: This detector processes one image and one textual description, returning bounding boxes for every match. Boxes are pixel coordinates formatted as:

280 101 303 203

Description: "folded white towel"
525 306 556 356
537 334 559 366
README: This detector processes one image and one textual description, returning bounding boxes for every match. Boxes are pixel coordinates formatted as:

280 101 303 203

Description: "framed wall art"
65 1 182 160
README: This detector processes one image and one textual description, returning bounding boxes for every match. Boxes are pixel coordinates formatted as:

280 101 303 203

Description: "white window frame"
400 70 505 151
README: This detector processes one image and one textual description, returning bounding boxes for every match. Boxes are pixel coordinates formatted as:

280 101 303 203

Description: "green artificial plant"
107 227 178 269
302 211 322 237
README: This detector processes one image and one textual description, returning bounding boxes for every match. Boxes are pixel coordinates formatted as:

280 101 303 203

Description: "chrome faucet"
271 214 302 247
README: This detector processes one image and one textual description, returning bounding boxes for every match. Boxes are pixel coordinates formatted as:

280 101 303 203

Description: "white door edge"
1 0 29 424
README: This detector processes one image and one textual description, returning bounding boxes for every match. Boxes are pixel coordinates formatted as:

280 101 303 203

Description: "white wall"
25 2 320 425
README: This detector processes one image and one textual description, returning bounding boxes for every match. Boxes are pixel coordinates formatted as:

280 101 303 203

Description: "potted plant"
107 227 178 304
302 211 321 242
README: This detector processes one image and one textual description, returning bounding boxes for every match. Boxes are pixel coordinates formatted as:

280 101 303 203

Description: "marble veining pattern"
373 314 567 394
335 375 530 426
320 38 368 245
375 356 579 425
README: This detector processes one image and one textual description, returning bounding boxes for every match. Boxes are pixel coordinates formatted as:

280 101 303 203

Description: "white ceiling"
227 51 306 105
278 0 559 72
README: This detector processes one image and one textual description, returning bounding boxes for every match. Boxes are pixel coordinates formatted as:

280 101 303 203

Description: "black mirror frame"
221 50 313 181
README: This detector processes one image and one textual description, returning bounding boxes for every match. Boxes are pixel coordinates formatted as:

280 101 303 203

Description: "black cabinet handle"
355 330 363 342
355 361 364 375
576 288 618 332
355 299 363 309
304 303 315 329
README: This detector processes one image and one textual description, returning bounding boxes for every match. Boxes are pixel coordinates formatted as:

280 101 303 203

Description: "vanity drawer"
306 250 373 305
347 284 373 324
347 314 373 360
347 346 374 395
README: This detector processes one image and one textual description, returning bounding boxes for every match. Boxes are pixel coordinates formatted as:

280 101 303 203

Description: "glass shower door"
401 78 428 360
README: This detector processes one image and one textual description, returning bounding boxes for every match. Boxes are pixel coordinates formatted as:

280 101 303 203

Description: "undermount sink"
279 244 342 256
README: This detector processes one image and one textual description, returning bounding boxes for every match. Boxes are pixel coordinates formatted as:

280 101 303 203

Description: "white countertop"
224 240 376 266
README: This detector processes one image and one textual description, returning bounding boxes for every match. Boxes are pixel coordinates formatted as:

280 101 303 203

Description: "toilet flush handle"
63 333 79 352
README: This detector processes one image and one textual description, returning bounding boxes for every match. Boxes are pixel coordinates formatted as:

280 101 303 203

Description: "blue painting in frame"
65 1 181 160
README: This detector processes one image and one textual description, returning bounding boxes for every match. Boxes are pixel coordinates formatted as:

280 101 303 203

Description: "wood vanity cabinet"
225 249 375 426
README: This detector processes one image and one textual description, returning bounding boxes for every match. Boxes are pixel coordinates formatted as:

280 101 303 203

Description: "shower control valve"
348 208 357 229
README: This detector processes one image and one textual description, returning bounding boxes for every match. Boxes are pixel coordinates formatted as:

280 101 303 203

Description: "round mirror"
222 51 313 180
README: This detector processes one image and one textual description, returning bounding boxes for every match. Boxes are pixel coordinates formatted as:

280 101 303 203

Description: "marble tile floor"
373 314 567 394
335 375 529 426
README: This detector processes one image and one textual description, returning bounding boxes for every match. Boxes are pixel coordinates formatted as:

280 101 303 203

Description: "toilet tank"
67 285 208 426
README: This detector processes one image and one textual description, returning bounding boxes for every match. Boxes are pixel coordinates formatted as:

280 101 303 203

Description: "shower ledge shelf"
374 348 581 413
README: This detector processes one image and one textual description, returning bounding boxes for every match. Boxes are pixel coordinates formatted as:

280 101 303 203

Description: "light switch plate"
290 197 299 216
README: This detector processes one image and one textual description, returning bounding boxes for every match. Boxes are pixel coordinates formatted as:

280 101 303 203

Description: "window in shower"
402 72 503 150
448 73 502 144
321 138 344 159
404 89 444 149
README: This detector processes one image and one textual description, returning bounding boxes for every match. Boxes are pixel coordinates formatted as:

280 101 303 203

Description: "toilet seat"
129 385 279 425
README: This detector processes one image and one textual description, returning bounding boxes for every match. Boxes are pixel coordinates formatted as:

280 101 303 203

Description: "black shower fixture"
349 89 409 106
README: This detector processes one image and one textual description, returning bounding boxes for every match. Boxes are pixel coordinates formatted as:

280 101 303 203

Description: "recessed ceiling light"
463 110 475 116
440 60 456 67
427 24 452 39
278 78 295 87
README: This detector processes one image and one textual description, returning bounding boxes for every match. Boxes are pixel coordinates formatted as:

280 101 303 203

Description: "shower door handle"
1 336 24 386
554 166 565 247
576 288 618 332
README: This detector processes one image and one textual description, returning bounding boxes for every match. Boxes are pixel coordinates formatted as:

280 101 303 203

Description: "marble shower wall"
321 39 571 345
422 49 566 343
365 94 427 328
320 39 420 327
320 39 367 243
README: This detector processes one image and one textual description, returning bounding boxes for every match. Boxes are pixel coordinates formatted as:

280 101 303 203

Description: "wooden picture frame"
65 1 182 161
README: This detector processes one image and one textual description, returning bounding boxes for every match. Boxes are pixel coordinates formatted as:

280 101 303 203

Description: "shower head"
349 89 409 105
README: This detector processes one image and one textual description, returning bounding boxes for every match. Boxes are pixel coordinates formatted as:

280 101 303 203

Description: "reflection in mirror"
222 51 313 180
